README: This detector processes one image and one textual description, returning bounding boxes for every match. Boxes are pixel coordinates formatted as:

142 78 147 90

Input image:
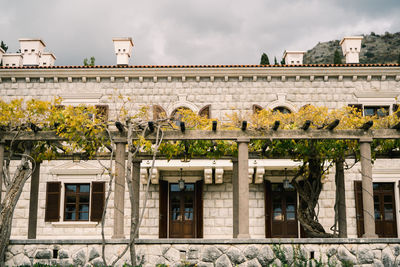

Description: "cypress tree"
260 53 270 65
274 57 278 65
1 41 8 52
334 50 342 64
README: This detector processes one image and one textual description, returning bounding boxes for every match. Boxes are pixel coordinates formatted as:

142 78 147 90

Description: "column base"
111 235 126 239
362 233 378 238
235 234 250 239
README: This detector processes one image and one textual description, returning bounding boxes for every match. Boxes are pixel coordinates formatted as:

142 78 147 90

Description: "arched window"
153 105 166 120
171 107 191 125
253 104 263 114
198 105 211 118
272 106 291 114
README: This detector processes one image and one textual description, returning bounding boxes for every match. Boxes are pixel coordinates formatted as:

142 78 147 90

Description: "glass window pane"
65 212 74 220
66 196 76 203
66 185 76 192
185 184 194 191
384 195 392 203
287 204 295 212
66 204 75 212
286 212 295 221
79 195 89 203
170 184 180 192
80 185 90 193
79 204 89 212
79 212 89 220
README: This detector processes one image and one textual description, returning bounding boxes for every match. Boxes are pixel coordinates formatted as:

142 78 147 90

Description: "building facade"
1 37 400 266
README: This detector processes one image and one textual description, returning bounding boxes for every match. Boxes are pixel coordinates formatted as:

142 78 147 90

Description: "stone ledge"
10 238 400 245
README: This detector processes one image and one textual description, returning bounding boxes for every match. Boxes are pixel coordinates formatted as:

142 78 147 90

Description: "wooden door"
266 183 298 238
355 181 397 237
169 183 196 238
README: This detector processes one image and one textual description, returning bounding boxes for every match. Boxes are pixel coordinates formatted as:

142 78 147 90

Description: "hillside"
303 32 400 64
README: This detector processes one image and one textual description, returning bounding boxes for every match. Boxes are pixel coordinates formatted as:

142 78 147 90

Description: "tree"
334 50 342 64
274 57 278 65
280 58 285 65
0 41 7 52
260 53 270 65
83 56 95 66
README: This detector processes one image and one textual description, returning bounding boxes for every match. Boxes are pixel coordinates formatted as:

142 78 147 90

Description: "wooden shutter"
95 105 109 122
195 180 203 238
253 105 263 114
159 180 168 238
90 182 105 222
45 182 61 222
354 181 364 237
393 104 400 117
264 181 271 238
153 105 166 120
348 104 363 115
198 105 211 118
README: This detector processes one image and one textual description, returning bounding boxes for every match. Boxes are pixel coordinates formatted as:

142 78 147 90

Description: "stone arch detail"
167 101 199 117
266 93 297 113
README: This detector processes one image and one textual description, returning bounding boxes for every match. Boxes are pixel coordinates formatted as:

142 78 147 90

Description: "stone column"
233 138 250 238
131 159 141 238
360 138 378 238
28 161 40 239
0 142 4 207
113 142 126 239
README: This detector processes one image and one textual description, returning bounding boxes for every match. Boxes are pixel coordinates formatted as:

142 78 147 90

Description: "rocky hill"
303 32 400 64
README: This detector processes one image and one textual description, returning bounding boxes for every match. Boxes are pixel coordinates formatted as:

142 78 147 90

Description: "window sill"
51 221 98 228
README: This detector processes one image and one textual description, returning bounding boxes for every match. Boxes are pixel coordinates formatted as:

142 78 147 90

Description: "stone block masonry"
6 239 400 266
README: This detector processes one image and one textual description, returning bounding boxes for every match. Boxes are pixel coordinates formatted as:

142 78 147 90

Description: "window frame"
63 183 91 222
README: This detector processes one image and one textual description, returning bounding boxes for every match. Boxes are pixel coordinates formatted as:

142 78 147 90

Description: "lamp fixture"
283 168 290 190
178 168 185 191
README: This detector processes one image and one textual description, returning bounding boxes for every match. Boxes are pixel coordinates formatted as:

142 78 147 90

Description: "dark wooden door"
169 183 196 238
355 182 397 237
266 183 298 238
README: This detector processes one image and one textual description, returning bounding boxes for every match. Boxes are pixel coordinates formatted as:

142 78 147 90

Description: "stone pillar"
28 161 40 239
131 159 141 238
113 142 126 239
233 138 250 238
0 142 4 207
335 159 347 238
360 138 378 238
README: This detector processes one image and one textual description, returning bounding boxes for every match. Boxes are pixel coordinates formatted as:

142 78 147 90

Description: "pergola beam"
2 129 400 142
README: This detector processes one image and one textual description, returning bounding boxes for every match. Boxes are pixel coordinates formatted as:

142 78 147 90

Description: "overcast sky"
1 0 399 66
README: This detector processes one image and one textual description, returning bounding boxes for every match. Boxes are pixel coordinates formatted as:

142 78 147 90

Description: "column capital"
359 137 373 143
237 137 250 143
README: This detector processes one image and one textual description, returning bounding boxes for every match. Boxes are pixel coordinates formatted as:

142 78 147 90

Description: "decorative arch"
266 93 297 113
198 105 211 118
153 105 167 120
167 101 199 117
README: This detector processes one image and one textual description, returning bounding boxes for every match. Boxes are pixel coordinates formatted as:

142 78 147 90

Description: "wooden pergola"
2 128 400 239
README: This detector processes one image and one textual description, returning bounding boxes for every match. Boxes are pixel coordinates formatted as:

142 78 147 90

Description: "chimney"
283 51 306 65
112 37 134 65
0 47 4 65
2 54 23 67
39 52 56 66
19 38 46 66
340 36 363 64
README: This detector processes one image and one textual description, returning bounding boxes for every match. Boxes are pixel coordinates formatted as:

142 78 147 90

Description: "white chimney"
112 37 134 65
283 51 306 65
2 54 23 67
340 36 363 64
19 38 46 66
39 52 56 66
0 47 4 65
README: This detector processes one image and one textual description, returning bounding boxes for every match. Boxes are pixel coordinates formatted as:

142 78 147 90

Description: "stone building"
1 37 400 266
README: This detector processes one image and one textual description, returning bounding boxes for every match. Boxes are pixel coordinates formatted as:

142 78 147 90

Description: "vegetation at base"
260 52 270 65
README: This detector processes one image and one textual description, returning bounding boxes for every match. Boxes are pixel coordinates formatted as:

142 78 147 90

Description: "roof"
339 36 363 45
18 38 46 47
0 63 399 69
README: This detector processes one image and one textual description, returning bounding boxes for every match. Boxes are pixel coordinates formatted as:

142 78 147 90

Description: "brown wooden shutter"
253 104 263 114
195 180 203 238
198 105 211 118
354 181 364 237
45 182 61 222
153 105 166 120
90 182 105 222
348 104 363 115
393 104 400 117
159 180 168 238
95 105 109 122
264 181 272 238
